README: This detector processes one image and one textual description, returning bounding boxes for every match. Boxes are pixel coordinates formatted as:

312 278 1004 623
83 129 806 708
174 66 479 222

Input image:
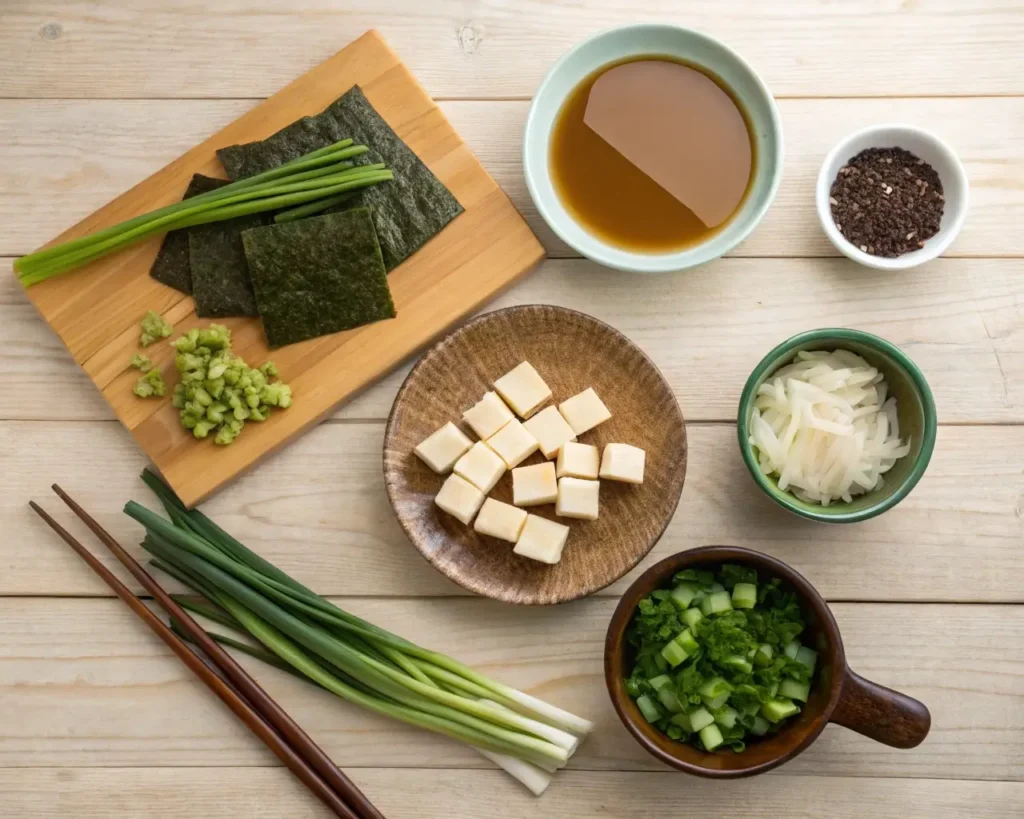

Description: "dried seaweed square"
241 207 396 348
217 85 462 271
148 174 226 294
189 208 269 318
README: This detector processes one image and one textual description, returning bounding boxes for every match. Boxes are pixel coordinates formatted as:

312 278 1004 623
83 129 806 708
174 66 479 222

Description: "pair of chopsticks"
30 486 385 819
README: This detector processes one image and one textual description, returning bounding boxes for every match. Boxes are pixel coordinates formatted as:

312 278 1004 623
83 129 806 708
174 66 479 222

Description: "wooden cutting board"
18 30 544 508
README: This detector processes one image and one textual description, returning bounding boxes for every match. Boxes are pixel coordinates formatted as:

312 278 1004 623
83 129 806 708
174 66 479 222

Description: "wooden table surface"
2 2 1022 816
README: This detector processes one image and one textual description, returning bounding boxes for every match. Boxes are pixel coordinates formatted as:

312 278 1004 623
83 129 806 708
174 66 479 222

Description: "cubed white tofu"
493 361 552 419
556 441 600 479
414 422 473 473
474 498 528 543
512 462 558 507
523 405 577 459
513 514 571 565
486 419 540 468
435 474 485 525
454 441 507 494
555 477 600 520
463 391 515 440
600 443 646 484
558 388 612 436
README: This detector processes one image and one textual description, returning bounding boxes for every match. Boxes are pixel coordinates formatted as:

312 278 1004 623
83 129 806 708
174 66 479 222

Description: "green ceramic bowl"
737 329 937 523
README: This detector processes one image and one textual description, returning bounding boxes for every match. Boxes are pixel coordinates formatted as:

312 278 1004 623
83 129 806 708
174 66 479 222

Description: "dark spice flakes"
829 147 945 258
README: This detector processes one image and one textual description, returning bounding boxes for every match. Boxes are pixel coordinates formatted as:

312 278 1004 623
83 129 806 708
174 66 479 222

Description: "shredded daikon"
748 349 911 505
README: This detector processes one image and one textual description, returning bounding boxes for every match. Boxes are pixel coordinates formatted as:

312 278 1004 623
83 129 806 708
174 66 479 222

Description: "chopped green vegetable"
625 563 814 754
670 582 699 610
170 324 291 444
795 646 818 673
732 582 757 609
761 698 800 723
636 695 660 723
130 354 153 372
778 678 810 703
139 310 172 347
133 367 166 398
687 707 715 733
699 723 724 751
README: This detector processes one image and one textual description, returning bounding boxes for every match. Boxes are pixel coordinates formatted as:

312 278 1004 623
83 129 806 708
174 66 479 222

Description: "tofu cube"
556 441 600 479
474 498 528 543
493 361 552 419
556 477 600 520
558 388 612 436
513 514 571 565
435 474 486 525
523 405 577 459
454 441 506 494
512 462 558 507
486 419 540 468
463 391 515 440
600 443 646 484
414 422 473 473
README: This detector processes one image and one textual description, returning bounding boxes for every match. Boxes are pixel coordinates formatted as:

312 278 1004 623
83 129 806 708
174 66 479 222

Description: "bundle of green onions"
129 469 593 795
15 140 393 287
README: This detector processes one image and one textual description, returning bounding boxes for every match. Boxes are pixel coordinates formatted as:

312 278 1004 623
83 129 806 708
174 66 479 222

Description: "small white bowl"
523 24 784 274
816 124 968 270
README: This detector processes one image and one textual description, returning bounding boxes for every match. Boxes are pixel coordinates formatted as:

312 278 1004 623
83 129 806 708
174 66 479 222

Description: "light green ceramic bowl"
737 329 937 523
523 24 783 273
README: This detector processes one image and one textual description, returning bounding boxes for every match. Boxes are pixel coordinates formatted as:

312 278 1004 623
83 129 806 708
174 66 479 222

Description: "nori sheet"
241 207 396 348
148 174 227 294
217 85 463 271
190 208 271 318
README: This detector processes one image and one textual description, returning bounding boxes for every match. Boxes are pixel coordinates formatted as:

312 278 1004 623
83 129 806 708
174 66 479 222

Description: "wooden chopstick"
30 492 383 819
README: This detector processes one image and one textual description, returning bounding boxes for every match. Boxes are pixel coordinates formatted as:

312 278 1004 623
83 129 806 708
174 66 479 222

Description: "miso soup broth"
549 56 755 253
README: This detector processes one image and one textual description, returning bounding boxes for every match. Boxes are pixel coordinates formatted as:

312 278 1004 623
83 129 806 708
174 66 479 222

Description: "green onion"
127 469 593 795
636 695 661 723
274 192 355 223
15 142 391 286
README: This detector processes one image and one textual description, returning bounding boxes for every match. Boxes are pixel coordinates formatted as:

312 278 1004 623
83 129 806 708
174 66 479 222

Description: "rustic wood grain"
18 31 544 508
4 2 1024 813
2 598 1021 780
3 257 1021 424
3 421 1021 600
4 769 1021 819
3 98 1023 259
384 305 687 604
3 1 1022 99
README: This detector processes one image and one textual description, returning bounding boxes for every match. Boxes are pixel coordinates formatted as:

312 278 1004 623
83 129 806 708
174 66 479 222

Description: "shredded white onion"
748 349 912 505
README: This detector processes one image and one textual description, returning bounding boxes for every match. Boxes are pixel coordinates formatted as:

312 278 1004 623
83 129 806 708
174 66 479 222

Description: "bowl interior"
383 305 687 605
605 546 844 776
737 329 937 522
816 125 969 270
524 24 783 273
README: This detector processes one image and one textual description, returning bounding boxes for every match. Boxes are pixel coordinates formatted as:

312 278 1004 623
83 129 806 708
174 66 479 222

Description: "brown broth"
549 56 755 253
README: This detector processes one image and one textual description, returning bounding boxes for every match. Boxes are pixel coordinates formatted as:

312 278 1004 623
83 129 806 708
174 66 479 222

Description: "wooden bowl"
383 305 687 605
605 546 931 777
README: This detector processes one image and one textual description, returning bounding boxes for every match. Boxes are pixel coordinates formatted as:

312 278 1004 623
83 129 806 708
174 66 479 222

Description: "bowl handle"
830 668 931 748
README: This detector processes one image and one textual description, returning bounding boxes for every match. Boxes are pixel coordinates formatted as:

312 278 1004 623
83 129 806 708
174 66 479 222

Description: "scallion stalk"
15 142 388 286
126 470 593 794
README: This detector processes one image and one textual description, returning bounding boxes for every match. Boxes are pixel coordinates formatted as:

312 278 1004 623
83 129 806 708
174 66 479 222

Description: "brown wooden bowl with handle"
605 545 931 777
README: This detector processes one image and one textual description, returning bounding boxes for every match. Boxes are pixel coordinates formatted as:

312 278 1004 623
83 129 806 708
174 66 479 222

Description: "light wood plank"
2 598 1022 780
3 256 1021 423
2 1 1022 98
2 421 1021 599
2 769 1021 819
3 98 1023 258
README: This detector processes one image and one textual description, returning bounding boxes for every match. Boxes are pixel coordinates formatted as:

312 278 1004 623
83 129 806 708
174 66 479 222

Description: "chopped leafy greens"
133 368 166 399
139 310 173 347
626 564 815 753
